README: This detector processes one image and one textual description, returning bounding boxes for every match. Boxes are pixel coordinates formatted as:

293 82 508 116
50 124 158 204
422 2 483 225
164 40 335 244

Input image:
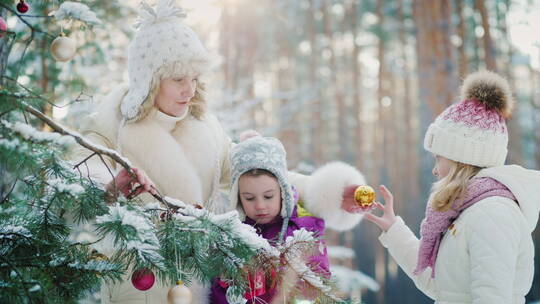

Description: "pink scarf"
414 177 516 278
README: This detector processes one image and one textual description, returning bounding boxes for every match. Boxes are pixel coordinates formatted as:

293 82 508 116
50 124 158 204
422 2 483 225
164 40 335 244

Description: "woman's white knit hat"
121 0 218 121
424 70 515 168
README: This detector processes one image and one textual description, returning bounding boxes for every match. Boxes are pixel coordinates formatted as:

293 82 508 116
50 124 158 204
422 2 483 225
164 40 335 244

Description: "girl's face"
432 154 453 179
155 76 198 117
238 174 282 224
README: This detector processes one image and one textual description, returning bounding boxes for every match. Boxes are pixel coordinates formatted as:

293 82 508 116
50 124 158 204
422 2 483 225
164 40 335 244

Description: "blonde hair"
429 160 482 212
133 62 208 122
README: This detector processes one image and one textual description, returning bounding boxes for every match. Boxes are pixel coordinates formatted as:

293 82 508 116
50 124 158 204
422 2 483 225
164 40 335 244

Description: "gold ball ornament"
167 281 192 304
354 185 376 209
89 250 108 277
50 35 76 62
90 252 108 261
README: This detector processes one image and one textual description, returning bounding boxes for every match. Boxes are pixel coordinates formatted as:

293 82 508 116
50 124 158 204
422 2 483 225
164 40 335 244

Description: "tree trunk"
455 0 468 77
413 0 458 116
308 0 323 164
474 0 497 71
220 1 231 92
322 0 342 161
350 1 363 171
500 0 523 165
397 0 419 215
276 2 300 165
374 2 387 302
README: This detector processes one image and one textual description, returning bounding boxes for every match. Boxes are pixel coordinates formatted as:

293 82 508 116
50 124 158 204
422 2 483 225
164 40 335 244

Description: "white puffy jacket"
379 165 540 304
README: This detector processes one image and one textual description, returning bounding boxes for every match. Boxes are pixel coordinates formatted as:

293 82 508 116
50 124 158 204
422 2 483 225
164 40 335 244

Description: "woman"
72 1 367 303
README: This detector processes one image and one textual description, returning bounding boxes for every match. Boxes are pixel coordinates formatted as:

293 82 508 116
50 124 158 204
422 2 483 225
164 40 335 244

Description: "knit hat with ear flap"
121 0 218 121
229 136 294 243
424 70 515 168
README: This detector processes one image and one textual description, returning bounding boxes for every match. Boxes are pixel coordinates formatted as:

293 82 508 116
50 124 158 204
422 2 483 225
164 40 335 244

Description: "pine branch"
0 255 36 303
1 76 89 109
13 97 185 209
21 102 130 170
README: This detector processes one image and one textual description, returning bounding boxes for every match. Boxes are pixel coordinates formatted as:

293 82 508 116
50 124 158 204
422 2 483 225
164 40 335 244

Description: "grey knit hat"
229 137 294 240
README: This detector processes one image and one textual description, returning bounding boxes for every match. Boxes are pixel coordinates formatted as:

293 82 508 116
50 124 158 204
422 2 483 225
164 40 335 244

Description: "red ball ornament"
131 268 155 291
0 17 7 38
244 270 266 300
16 0 30 14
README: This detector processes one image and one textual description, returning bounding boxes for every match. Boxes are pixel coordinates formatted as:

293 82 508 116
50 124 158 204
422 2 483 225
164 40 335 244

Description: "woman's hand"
105 168 157 202
238 129 261 142
363 185 397 232
341 184 363 213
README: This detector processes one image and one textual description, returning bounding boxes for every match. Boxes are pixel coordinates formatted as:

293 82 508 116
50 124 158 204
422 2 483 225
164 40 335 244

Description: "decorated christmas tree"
0 1 342 303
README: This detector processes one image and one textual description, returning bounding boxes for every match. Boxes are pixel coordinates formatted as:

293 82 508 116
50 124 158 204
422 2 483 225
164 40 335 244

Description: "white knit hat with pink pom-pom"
424 70 515 168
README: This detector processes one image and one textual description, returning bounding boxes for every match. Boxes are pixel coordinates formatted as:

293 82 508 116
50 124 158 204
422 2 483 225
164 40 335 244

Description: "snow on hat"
424 70 515 168
229 136 294 222
121 0 218 121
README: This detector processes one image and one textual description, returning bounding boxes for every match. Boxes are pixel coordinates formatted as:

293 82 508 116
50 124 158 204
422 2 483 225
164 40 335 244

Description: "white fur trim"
189 280 209 304
118 118 204 205
303 162 365 231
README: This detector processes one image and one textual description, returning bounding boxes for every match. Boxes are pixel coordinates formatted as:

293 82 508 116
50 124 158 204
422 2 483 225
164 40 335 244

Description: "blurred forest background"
2 0 539 303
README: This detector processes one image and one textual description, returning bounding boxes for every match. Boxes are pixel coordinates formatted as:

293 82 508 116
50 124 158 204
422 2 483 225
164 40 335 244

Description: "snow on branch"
48 178 85 196
96 203 164 268
51 1 101 25
279 229 342 301
1 120 75 147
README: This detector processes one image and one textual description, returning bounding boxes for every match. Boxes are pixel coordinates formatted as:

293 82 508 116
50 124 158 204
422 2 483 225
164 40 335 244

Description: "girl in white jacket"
364 71 540 304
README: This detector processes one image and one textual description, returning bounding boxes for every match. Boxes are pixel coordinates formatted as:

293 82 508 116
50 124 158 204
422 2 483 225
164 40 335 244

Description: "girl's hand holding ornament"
363 185 397 232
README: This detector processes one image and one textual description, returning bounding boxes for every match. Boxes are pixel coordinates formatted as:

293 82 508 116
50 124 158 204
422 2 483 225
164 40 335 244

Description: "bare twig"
21 102 131 170
97 153 116 186
0 179 17 204
68 236 107 248
17 99 179 209
15 31 35 80
2 76 81 109
73 152 97 170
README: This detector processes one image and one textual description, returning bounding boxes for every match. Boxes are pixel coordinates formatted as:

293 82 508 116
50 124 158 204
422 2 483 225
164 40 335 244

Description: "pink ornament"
16 0 30 14
0 17 7 38
131 268 155 291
